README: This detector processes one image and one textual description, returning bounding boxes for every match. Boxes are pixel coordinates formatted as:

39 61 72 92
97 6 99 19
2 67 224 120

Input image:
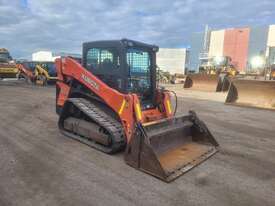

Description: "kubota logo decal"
81 74 99 90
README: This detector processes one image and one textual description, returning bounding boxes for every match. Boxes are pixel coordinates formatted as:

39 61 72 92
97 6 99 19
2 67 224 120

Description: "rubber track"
60 98 126 153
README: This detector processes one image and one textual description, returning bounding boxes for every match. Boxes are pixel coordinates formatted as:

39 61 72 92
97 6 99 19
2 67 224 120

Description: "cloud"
0 0 274 58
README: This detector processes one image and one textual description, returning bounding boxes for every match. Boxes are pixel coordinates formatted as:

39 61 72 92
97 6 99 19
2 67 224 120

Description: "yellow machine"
16 61 57 86
225 57 275 110
184 56 238 92
0 48 18 79
170 73 185 84
272 70 275 80
269 67 275 80
34 62 57 85
157 69 170 84
225 79 275 110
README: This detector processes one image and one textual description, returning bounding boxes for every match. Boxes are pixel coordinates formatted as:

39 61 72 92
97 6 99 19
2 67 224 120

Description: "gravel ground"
0 82 275 206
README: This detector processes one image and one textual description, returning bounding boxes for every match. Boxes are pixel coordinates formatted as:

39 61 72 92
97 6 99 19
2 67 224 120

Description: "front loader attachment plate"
225 79 275 110
184 73 221 92
124 111 219 182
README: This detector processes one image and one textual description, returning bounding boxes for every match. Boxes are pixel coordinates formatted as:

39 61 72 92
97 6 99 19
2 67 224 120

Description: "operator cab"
21 61 37 72
0 49 12 63
40 62 57 77
82 39 158 109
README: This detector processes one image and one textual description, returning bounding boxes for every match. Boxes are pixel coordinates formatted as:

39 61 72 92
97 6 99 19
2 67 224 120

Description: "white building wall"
32 51 58 62
266 25 275 57
267 25 275 47
157 48 187 74
208 30 225 58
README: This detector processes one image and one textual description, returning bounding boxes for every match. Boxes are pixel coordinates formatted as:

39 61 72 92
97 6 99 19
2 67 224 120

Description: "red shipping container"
223 28 250 71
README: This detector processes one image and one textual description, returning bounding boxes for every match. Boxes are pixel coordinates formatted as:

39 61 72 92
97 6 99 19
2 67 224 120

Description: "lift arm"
55 57 141 141
36 65 57 80
17 64 35 80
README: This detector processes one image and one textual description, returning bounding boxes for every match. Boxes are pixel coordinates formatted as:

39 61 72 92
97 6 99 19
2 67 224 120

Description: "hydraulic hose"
164 89 178 116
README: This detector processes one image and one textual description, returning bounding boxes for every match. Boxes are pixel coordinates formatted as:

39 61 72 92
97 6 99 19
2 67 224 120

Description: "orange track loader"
56 39 219 182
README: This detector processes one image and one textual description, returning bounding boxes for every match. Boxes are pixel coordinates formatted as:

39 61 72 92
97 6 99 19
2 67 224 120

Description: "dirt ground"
0 82 275 206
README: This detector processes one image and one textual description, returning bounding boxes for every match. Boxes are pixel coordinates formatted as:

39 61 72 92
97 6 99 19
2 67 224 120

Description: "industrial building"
189 25 275 72
157 48 188 74
32 51 81 62
32 51 57 62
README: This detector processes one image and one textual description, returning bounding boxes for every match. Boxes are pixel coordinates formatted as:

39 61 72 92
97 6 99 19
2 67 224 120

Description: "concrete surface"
0 83 275 206
163 83 227 102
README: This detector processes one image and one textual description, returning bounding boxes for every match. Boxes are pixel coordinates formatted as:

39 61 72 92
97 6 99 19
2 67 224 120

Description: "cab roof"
83 39 159 52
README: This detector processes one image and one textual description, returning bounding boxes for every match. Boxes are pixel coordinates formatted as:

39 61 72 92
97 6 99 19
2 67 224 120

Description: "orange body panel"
56 81 70 106
56 57 172 142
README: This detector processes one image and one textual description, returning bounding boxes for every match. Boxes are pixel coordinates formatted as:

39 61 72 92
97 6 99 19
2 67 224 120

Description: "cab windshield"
45 63 57 76
0 53 10 62
41 62 57 76
23 62 36 71
126 48 151 94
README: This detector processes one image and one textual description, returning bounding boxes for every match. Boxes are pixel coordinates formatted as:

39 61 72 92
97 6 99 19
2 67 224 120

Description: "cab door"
85 47 126 93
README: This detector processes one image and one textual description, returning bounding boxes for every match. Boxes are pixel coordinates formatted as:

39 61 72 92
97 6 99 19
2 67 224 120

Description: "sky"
0 0 274 59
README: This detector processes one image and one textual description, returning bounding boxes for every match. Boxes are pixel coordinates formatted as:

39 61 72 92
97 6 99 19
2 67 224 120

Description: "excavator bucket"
184 73 222 92
225 79 275 110
220 75 232 92
125 111 219 182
